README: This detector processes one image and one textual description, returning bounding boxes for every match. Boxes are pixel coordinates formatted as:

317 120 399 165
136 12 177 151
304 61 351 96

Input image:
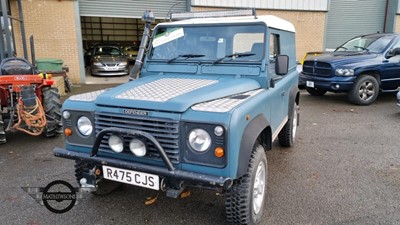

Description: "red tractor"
0 57 62 143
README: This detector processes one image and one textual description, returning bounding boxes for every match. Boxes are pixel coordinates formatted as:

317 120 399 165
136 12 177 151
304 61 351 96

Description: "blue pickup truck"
53 10 300 225
300 33 400 105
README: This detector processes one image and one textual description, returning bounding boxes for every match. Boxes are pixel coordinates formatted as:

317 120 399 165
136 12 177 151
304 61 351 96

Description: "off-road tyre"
74 160 121 196
306 87 327 96
278 102 299 147
0 113 6 144
225 144 267 225
348 75 379 105
42 87 62 137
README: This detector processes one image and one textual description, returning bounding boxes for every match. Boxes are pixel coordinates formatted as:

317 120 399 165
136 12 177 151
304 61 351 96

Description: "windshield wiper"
167 54 205 63
336 46 348 51
212 52 255 64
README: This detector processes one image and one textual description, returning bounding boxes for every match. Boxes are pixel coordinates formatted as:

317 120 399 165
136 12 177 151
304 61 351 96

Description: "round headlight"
109 135 124 153
77 116 93 136
188 129 211 152
129 139 146 157
214 126 224 136
62 111 71 119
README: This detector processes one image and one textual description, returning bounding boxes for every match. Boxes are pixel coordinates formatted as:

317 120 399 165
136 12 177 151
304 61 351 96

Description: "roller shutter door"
325 0 386 50
78 0 188 19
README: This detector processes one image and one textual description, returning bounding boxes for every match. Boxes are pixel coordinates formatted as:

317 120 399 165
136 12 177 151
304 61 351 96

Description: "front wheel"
225 144 267 225
306 87 327 96
348 75 379 105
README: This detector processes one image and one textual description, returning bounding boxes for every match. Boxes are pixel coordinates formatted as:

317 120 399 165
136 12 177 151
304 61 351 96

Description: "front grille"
303 61 332 77
95 111 180 164
106 63 117 66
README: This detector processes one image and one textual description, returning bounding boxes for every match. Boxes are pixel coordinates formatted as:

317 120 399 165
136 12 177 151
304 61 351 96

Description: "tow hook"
79 178 96 192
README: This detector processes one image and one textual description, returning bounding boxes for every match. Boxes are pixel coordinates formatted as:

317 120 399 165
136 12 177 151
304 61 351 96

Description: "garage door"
325 0 386 50
79 0 188 19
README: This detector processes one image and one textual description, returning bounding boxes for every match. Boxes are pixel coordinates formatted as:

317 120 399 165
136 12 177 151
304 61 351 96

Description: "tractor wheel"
42 87 62 137
74 160 121 196
0 113 6 144
225 143 267 225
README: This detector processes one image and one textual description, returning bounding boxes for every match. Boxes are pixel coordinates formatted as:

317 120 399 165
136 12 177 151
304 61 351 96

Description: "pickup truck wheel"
278 102 299 147
306 87 327 96
348 75 379 105
43 87 62 137
225 144 267 225
74 160 121 196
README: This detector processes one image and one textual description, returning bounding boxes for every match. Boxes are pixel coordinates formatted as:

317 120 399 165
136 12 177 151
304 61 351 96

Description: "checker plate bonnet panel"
69 90 107 102
191 89 263 112
115 78 218 102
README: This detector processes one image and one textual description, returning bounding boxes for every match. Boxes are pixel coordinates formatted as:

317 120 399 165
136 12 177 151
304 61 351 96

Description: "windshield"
149 24 266 62
94 46 122 56
335 35 394 53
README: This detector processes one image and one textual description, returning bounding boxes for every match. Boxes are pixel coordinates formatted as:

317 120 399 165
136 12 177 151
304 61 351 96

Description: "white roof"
157 15 295 33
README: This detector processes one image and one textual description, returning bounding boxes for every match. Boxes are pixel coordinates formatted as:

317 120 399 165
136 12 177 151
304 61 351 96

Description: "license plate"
104 67 118 71
306 81 314 88
102 165 159 190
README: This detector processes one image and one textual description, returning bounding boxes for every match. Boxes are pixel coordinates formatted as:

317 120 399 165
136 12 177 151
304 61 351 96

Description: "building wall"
10 0 81 83
193 7 326 61
396 15 400 32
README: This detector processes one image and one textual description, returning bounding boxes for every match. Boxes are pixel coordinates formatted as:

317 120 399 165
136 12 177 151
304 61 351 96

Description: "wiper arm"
167 54 205 63
212 52 255 64
336 46 348 51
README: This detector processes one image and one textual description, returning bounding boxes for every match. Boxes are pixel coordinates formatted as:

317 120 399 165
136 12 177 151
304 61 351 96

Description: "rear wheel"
306 87 327 96
74 160 121 196
225 143 267 225
0 113 6 144
278 102 299 147
42 87 62 137
348 75 379 105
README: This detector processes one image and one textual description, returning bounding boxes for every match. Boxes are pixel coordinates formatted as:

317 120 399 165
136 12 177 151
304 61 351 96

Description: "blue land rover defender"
54 10 300 225
300 33 400 105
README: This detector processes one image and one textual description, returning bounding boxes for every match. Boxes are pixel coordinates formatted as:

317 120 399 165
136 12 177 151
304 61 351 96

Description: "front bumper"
53 128 232 191
91 65 129 76
299 72 356 92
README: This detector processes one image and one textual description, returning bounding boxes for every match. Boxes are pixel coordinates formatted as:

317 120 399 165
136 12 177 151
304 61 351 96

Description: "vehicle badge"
123 109 149 116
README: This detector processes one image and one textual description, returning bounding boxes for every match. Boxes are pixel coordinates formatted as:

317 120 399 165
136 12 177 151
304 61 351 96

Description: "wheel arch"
236 114 271 178
357 70 381 85
288 85 300 115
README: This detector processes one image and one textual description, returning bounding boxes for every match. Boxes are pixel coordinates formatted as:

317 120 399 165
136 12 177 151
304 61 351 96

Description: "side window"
269 33 281 74
232 33 264 60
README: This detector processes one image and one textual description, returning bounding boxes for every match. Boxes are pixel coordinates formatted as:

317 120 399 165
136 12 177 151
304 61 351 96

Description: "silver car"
90 46 129 76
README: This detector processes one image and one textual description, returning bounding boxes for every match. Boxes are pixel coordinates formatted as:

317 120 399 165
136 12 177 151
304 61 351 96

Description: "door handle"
382 60 389 63
281 91 286 96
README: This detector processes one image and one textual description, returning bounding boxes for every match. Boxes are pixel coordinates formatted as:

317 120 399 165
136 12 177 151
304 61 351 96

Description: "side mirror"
275 55 289 75
386 47 400 58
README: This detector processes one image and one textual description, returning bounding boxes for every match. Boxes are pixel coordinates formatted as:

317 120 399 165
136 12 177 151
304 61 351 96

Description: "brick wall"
10 0 81 83
395 15 400 32
193 7 327 61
